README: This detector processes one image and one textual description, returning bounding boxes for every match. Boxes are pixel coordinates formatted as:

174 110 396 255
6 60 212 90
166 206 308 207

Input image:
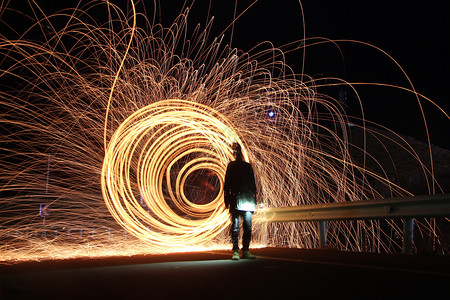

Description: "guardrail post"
318 221 327 248
402 218 415 254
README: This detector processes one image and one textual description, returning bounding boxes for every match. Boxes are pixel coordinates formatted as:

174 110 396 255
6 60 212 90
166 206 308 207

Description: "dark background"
3 0 449 149
157 0 449 149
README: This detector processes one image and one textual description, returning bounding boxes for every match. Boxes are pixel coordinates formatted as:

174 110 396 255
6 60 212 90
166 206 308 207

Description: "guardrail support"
318 221 327 248
402 218 415 254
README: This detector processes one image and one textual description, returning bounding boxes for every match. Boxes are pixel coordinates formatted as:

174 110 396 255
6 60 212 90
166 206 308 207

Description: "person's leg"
242 211 253 251
230 211 240 252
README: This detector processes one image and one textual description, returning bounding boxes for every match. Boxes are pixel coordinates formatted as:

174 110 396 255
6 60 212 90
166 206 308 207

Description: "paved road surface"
1 248 449 299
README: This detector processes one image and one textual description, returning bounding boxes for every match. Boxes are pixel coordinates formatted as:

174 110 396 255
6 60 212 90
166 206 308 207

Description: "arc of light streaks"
104 0 137 149
101 99 246 247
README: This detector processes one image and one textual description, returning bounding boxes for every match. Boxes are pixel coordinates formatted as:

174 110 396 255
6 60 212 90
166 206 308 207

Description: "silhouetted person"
224 142 257 260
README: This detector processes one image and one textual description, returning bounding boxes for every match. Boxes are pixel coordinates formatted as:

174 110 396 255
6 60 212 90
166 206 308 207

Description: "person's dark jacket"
224 160 257 212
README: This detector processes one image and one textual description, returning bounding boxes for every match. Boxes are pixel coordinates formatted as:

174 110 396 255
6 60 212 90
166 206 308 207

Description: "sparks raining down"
0 1 448 262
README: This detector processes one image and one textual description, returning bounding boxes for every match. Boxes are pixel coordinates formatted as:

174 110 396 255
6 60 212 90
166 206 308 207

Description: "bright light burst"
0 1 447 262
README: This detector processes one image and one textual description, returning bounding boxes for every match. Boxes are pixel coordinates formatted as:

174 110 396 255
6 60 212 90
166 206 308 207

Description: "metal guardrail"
255 193 450 253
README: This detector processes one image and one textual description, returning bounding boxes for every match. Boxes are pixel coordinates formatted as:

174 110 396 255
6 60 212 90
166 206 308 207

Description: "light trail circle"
101 99 244 248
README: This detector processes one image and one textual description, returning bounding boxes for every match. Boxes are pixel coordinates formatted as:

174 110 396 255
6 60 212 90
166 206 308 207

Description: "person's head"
232 142 243 161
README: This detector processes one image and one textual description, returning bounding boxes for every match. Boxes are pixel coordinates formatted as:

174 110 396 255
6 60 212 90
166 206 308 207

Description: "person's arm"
223 164 231 209
249 164 257 201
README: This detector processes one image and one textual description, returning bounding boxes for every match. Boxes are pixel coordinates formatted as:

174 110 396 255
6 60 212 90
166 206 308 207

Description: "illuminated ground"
1 248 449 299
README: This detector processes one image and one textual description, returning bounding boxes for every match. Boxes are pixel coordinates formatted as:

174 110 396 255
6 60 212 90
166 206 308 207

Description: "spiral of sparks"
102 99 242 246
0 1 448 261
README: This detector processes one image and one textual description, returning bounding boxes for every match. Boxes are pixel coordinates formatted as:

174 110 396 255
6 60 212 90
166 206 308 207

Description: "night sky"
158 0 449 149
4 0 449 148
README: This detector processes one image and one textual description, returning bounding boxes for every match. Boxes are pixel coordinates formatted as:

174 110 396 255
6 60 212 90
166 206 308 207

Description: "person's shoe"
232 251 240 260
242 250 256 259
